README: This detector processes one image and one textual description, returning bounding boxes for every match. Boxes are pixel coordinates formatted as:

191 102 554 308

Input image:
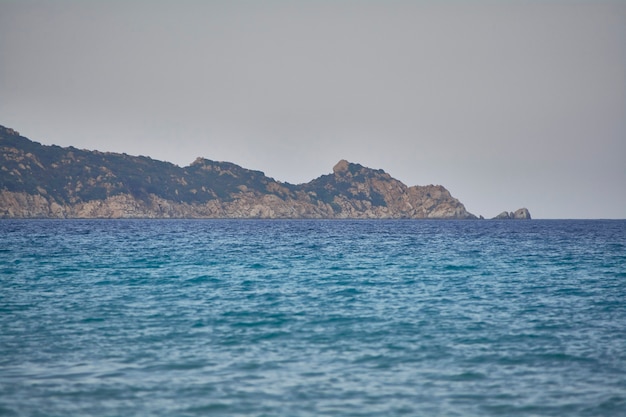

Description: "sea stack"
493 208 532 220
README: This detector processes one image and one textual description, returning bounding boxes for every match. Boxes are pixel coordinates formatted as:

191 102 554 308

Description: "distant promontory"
0 125 529 219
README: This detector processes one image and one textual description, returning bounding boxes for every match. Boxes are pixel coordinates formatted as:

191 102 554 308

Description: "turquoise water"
1 219 625 416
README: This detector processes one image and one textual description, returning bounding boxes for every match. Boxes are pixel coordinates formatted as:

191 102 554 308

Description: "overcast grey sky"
1 1 625 218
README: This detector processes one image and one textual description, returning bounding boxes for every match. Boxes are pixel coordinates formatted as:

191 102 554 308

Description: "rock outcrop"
299 160 474 219
493 208 532 220
1 124 483 219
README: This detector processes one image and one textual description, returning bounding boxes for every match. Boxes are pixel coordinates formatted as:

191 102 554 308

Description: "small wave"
443 264 478 271
441 371 488 381
184 274 220 285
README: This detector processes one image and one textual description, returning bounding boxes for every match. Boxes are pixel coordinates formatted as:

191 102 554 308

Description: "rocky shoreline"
0 125 529 220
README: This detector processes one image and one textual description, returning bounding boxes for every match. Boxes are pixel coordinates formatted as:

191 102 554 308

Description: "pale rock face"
494 211 511 219
492 208 531 220
0 188 478 219
333 159 350 175
0 192 54 218
513 208 531 219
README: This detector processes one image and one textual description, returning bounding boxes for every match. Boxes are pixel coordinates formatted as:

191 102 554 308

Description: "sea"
1 219 625 416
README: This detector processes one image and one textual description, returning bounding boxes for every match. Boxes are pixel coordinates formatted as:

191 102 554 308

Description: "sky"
1 0 625 219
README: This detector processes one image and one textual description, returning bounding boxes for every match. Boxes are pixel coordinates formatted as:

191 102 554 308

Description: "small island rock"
492 208 531 220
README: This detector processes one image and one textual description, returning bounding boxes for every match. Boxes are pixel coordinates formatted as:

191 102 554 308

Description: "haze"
1 1 625 218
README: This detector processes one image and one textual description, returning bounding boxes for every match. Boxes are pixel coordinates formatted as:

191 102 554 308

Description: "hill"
0 124 478 219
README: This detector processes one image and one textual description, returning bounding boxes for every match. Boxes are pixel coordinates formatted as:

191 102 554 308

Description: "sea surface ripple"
1 219 625 416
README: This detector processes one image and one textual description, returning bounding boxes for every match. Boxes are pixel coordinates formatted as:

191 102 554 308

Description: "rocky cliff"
1 124 479 219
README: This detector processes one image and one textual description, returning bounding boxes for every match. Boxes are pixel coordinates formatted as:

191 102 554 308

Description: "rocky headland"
0 125 529 219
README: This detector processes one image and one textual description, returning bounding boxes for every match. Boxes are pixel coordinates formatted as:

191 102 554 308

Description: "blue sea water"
1 219 625 417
